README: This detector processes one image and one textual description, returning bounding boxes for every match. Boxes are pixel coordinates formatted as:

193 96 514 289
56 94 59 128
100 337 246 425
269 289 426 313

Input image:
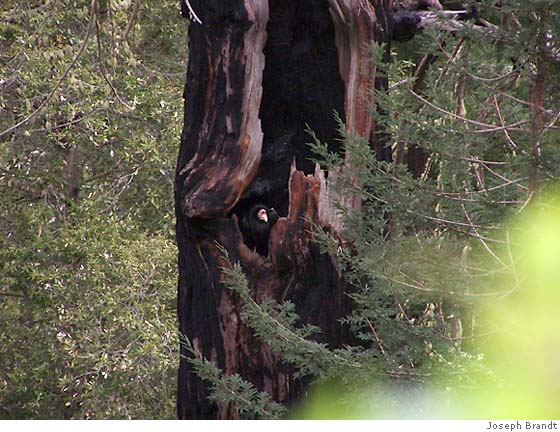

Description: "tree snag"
176 0 392 419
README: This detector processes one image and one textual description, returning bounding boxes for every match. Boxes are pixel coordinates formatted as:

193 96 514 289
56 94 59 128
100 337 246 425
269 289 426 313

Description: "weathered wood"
320 0 393 224
177 0 268 220
176 0 270 419
176 0 393 419
329 0 387 138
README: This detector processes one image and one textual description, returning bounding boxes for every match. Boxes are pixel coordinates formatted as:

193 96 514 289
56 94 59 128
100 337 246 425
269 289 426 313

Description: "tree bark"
176 0 392 419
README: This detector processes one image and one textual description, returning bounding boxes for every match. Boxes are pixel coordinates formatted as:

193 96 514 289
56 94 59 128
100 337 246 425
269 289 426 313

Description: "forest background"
1 0 560 420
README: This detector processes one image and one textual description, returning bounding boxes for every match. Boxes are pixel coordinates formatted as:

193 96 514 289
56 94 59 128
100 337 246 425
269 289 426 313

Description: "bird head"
256 208 268 222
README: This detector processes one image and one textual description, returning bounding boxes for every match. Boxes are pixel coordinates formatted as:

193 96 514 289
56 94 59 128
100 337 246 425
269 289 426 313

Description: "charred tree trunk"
176 0 392 419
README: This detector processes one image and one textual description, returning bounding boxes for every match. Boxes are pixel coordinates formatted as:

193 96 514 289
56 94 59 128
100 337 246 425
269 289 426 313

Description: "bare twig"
461 203 507 269
499 226 521 299
94 10 136 110
460 157 506 165
479 161 528 192
409 89 528 133
385 274 432 292
455 74 466 116
364 317 389 361
0 0 97 139
435 38 464 86
492 95 518 152
183 0 202 24
123 0 141 40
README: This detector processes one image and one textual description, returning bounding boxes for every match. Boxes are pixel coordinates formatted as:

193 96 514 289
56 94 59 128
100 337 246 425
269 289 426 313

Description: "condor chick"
240 204 279 256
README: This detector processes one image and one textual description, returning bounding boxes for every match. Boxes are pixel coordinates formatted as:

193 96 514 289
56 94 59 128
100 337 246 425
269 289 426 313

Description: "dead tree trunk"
175 0 392 419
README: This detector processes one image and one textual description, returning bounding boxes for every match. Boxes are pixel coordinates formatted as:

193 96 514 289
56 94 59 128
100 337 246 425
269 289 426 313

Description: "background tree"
0 0 187 419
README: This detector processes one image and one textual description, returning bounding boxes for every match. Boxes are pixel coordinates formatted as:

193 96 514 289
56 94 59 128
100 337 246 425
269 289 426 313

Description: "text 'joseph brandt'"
487 421 558 430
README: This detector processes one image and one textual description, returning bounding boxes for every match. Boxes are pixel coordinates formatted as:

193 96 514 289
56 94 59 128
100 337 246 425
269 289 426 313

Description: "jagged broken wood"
176 0 390 419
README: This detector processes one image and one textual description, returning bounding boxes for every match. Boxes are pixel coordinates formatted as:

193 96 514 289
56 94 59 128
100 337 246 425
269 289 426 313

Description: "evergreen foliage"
1 0 186 419
180 333 288 420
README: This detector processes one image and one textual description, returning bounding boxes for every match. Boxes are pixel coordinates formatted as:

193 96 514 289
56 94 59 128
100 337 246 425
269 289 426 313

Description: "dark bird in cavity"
240 204 279 256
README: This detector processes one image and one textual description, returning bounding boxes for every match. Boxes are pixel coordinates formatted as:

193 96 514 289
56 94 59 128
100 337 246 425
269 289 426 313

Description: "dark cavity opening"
231 0 346 220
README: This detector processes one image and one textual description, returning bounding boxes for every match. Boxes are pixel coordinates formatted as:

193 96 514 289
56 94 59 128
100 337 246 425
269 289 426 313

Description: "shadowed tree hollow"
175 0 394 419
